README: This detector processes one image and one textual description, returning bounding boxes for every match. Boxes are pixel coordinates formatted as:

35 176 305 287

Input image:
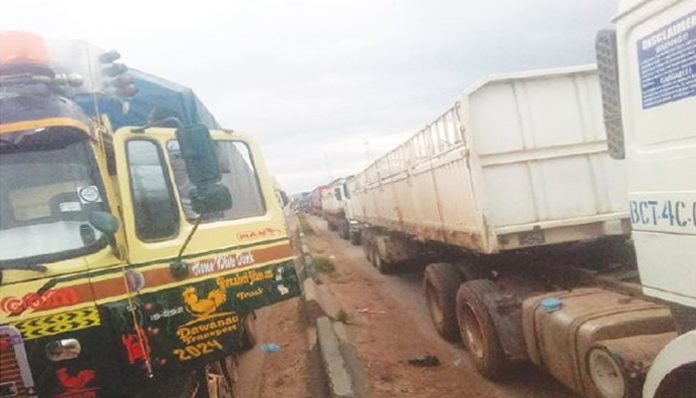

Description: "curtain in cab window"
167 140 266 222
127 140 179 240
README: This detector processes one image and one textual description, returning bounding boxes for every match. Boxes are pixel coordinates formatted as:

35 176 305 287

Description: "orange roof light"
0 31 53 76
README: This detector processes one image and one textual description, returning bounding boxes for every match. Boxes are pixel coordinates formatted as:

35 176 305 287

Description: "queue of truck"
308 2 696 397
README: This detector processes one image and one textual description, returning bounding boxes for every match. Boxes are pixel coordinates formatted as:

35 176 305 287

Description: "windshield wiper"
0 138 18 149
0 263 48 272
0 263 47 286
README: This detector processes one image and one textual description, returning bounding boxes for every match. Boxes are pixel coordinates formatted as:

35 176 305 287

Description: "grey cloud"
2 0 617 192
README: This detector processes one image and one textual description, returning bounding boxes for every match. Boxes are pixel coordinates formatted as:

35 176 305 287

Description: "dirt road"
232 297 310 398
304 215 577 398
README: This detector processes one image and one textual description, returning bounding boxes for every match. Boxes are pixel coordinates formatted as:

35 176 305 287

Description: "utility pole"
324 152 334 181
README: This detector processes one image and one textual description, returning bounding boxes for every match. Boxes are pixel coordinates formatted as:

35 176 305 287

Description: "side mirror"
176 124 222 185
89 211 120 236
280 190 289 207
596 29 625 160
190 183 233 214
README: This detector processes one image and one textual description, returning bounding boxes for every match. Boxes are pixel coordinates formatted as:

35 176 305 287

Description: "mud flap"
481 292 528 362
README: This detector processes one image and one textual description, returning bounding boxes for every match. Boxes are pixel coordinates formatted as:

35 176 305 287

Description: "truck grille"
0 328 33 398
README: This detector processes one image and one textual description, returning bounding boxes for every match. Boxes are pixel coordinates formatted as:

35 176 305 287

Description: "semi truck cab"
0 32 300 397
597 0 696 396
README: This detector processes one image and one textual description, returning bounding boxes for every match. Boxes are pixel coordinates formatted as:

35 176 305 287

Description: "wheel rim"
425 283 444 326
460 303 484 359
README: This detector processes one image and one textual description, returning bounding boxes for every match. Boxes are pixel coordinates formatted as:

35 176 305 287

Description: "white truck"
595 1 696 396
322 176 362 244
350 66 683 398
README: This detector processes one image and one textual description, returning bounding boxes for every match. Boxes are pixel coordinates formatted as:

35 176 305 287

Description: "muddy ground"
233 297 311 398
302 215 578 398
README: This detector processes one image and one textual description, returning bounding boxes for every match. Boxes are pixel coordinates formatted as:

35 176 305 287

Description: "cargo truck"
0 32 300 398
321 177 362 244
309 185 328 217
350 65 682 397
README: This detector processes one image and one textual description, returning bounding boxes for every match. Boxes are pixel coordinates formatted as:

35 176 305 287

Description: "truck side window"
127 140 179 241
167 140 266 222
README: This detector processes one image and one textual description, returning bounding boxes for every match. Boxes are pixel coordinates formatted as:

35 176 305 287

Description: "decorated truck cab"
0 32 300 397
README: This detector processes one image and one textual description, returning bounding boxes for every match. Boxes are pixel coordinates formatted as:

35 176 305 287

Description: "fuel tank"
522 288 675 397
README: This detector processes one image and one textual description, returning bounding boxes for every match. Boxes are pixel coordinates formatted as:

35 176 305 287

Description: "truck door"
109 127 300 377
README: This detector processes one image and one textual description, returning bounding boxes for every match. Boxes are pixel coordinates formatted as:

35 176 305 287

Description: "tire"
456 280 507 380
350 230 362 246
328 220 338 231
373 250 393 274
423 263 462 341
240 312 258 351
339 222 350 240
654 362 696 398
151 369 200 397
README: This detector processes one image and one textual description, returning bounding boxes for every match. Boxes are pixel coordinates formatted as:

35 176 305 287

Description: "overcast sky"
3 0 617 193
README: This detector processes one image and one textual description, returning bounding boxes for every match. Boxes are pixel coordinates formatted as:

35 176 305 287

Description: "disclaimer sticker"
638 11 696 109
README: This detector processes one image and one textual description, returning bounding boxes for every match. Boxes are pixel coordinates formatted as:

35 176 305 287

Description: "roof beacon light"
0 31 54 76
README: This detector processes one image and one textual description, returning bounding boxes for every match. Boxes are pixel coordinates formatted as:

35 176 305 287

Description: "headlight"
46 338 81 361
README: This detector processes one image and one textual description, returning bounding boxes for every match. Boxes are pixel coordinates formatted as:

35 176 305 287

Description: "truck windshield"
0 127 108 265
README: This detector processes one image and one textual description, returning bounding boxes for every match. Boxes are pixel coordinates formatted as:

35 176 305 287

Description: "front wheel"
240 311 258 351
373 248 393 274
456 280 507 380
150 368 203 398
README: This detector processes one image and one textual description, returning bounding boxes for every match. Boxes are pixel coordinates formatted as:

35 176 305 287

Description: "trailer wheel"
339 221 350 240
350 230 361 246
240 311 258 351
373 249 393 274
456 280 507 380
423 263 462 341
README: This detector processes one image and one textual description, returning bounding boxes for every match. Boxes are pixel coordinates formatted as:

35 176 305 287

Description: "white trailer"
350 66 681 397
353 65 629 258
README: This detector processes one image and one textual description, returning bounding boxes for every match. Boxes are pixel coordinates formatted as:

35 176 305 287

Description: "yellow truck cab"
0 32 300 397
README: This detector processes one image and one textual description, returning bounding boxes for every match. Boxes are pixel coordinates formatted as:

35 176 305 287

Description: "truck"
309 184 329 216
0 32 301 398
593 1 696 397
349 65 683 397
320 177 362 244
